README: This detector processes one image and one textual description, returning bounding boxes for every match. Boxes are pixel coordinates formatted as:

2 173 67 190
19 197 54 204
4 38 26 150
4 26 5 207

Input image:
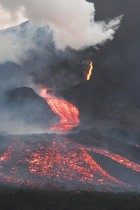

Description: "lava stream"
40 89 80 132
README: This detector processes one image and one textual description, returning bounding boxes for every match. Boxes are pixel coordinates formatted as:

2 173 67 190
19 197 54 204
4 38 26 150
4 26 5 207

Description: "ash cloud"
0 0 122 59
0 0 122 91
0 0 122 134
0 5 26 29
0 21 99 92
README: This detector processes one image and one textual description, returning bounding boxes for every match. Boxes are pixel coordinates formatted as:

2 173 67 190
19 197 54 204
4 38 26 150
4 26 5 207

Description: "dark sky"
59 0 140 140
63 0 140 104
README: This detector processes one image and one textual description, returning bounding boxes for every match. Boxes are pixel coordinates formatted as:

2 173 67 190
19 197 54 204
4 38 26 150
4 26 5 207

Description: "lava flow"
86 62 94 81
89 148 140 173
0 136 140 191
40 89 80 132
0 65 139 191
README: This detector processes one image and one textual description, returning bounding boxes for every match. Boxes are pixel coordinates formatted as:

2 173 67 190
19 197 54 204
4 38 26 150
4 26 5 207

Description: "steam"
0 5 27 29
0 0 122 53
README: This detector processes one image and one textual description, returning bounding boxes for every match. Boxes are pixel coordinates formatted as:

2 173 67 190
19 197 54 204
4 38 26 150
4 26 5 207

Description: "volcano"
0 85 139 192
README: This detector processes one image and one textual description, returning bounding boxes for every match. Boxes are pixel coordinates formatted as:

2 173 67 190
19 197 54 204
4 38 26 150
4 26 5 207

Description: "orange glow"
86 62 93 81
92 148 140 173
28 140 122 185
0 146 12 161
0 138 139 190
40 89 80 132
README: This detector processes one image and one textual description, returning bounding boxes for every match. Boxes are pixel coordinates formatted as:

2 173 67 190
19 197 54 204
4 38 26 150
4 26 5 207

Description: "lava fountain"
86 62 94 81
40 89 80 132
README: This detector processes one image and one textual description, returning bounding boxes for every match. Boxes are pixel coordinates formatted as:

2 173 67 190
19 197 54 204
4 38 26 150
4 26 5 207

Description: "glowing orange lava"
0 137 125 189
28 140 122 185
0 137 139 190
84 147 140 173
86 62 94 81
0 67 139 191
40 89 80 132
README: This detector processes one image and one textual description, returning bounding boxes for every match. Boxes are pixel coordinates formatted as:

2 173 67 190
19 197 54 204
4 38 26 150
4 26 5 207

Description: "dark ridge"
5 87 58 128
0 188 140 210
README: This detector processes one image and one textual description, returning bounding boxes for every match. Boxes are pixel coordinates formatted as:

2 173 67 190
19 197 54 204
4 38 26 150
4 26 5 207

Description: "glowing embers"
40 89 80 132
86 62 94 81
0 137 140 190
28 141 122 185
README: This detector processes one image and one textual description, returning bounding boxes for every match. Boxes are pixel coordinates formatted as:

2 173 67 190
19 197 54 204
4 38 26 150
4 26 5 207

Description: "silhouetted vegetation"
0 187 140 210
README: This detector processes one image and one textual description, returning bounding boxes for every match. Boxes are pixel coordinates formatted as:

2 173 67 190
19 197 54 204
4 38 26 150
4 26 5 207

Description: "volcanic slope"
0 134 139 191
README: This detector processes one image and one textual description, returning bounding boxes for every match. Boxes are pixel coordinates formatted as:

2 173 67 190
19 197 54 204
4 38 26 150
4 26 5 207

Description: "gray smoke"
0 5 26 29
0 0 122 63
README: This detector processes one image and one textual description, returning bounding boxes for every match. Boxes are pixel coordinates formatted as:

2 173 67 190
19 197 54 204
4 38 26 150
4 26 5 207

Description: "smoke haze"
0 23 50 64
0 5 26 29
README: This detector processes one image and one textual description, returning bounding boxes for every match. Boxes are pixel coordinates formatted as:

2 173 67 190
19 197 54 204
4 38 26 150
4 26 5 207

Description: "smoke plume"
0 5 26 29
0 0 122 53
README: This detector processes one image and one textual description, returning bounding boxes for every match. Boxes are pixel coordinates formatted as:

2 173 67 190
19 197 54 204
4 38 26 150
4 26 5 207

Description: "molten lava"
86 62 94 81
84 147 140 173
0 136 139 191
40 89 80 132
0 68 139 191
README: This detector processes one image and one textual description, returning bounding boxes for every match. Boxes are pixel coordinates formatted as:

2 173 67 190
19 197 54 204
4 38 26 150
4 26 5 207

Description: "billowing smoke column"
0 0 122 64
